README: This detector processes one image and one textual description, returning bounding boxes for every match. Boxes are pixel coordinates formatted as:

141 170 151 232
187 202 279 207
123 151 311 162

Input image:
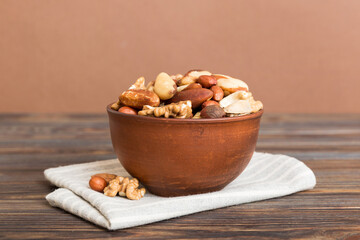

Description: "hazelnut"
89 176 107 192
118 106 137 115
200 105 226 119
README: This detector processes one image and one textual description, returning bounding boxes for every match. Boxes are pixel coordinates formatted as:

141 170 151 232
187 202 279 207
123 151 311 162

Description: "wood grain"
0 113 359 239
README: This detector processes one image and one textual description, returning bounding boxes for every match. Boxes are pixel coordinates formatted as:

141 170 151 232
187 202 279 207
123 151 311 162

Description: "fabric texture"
44 152 316 230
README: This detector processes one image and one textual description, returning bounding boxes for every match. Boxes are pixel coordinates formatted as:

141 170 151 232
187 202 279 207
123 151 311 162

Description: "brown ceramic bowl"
107 104 263 197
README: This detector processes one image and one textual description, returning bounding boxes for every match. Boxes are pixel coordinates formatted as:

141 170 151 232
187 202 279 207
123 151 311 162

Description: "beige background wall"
0 0 359 113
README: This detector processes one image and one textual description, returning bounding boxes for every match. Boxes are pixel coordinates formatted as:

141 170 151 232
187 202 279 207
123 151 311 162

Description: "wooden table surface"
1 113 359 240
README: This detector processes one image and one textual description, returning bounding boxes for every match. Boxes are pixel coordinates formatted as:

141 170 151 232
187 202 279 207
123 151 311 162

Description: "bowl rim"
107 103 263 123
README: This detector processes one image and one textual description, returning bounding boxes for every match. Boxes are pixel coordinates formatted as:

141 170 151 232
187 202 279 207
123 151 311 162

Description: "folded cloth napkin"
44 152 316 230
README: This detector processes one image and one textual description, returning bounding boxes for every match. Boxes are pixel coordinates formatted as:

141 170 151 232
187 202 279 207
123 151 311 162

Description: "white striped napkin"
44 152 316 230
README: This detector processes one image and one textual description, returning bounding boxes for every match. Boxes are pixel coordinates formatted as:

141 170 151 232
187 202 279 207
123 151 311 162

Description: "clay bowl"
107 104 263 197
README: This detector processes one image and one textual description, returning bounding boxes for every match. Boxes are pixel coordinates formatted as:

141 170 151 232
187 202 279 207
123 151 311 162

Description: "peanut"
210 86 224 101
202 100 220 109
197 75 217 88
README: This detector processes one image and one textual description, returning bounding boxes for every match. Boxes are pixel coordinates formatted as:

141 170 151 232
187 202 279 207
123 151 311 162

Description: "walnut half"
138 101 192 119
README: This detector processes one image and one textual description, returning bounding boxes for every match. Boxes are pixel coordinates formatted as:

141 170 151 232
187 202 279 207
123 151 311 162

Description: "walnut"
146 81 155 92
129 76 146 90
126 178 146 200
192 111 201 119
117 176 130 197
103 177 121 197
111 99 121 111
138 101 192 119
101 175 146 200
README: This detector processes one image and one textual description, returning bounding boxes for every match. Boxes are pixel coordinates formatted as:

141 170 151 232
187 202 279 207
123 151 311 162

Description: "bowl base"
146 183 229 197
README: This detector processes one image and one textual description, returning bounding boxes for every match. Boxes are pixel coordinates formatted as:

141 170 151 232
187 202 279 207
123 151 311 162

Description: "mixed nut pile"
111 70 263 119
89 173 146 200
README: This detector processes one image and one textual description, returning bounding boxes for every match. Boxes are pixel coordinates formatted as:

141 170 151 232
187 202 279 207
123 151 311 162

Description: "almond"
202 100 220 109
120 89 160 109
197 75 217 88
168 88 213 109
200 105 226 119
92 173 117 183
210 86 224 101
